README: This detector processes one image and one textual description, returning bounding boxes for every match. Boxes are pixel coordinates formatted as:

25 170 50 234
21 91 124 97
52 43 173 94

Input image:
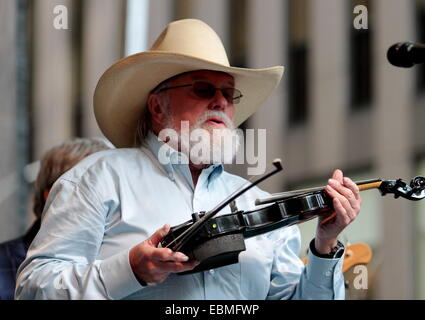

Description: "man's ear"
147 93 166 125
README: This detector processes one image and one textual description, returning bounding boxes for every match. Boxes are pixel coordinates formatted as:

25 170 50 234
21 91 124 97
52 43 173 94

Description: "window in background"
287 0 309 126
71 0 83 138
229 0 247 68
16 0 32 234
350 0 372 110
416 0 425 94
125 0 149 56
173 0 193 20
229 0 248 131
415 159 425 299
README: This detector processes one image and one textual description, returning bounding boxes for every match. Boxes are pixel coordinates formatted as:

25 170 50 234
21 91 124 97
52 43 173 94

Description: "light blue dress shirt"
15 132 345 300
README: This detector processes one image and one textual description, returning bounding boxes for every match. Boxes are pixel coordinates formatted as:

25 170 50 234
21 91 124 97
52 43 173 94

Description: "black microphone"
387 42 425 68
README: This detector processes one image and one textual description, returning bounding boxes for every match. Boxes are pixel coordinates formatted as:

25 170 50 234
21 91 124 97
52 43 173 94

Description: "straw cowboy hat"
94 19 284 148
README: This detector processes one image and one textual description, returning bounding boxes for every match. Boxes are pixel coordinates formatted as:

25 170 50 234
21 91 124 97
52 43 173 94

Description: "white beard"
164 111 241 165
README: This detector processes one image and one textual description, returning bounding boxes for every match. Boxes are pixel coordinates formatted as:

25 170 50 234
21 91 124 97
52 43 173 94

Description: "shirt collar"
143 131 224 185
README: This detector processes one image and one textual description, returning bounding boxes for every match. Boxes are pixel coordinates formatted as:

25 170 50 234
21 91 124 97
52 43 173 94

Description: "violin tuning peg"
411 176 425 188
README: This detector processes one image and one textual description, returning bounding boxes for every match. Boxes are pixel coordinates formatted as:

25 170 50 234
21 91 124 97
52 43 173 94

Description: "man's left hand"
315 169 362 255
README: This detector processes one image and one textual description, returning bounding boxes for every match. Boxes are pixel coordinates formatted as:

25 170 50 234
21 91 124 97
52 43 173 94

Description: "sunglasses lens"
192 82 216 99
191 82 242 104
222 88 241 104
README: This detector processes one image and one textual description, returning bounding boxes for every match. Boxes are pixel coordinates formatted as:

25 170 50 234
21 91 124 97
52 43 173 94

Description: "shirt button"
209 269 215 275
325 271 332 277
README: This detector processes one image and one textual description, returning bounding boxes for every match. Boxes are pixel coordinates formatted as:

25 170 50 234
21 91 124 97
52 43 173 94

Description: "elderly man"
15 19 361 300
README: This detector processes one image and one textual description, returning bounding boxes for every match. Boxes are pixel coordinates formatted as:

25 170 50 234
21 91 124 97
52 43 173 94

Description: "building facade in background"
0 0 424 299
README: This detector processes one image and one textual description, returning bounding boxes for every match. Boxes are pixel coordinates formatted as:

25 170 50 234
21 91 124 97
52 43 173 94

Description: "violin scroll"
411 176 425 191
379 176 425 201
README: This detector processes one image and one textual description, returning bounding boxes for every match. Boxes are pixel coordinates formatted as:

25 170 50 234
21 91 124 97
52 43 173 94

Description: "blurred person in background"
0 138 111 300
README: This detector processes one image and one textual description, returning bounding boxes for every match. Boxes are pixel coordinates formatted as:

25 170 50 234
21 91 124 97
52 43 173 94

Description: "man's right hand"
129 224 199 286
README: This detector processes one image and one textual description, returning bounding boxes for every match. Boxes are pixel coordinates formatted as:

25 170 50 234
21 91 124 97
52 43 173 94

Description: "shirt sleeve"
14 177 144 300
266 226 345 300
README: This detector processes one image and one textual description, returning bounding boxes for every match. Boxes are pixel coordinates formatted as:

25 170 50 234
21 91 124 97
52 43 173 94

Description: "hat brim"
94 51 284 148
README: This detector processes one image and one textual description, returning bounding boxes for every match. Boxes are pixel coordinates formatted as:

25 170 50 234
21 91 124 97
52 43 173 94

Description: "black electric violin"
160 160 425 275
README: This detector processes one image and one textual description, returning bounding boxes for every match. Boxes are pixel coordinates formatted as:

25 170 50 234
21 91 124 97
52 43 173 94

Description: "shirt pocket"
239 236 274 299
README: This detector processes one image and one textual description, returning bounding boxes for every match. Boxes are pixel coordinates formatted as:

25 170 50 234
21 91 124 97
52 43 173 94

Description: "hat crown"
149 19 230 67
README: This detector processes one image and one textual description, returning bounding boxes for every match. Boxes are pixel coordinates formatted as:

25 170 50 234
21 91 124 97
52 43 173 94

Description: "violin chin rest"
178 233 246 275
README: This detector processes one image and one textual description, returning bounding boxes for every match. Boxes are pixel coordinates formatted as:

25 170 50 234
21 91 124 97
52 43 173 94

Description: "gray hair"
33 138 111 218
135 80 172 145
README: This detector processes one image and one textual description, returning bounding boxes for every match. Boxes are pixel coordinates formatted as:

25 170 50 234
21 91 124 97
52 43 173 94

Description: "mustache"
194 111 234 129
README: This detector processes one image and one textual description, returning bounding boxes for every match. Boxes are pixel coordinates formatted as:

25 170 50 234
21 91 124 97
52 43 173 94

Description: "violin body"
161 190 334 274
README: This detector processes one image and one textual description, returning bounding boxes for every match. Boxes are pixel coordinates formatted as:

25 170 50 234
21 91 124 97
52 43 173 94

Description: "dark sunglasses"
156 81 243 104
